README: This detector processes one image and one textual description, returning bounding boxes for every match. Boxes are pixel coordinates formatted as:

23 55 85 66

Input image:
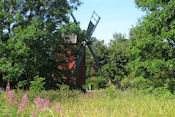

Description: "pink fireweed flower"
15 102 19 106
34 97 39 105
22 94 28 103
8 99 11 103
32 109 38 117
34 97 43 104
43 105 47 111
20 103 25 111
56 103 60 114
20 103 25 109
34 97 44 109
40 99 44 104
6 83 10 92
8 90 14 99
17 109 20 115
45 97 51 107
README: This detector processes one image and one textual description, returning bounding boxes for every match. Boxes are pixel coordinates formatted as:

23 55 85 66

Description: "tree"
102 33 130 82
0 0 82 89
86 37 107 77
127 0 175 91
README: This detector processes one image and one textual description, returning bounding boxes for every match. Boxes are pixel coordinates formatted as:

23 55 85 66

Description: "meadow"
0 85 175 117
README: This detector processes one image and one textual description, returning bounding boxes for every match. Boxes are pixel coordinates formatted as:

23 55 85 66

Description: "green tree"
127 0 175 91
86 37 107 77
102 33 130 82
0 0 82 89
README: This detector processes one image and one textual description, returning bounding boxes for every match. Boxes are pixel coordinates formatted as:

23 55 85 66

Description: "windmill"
57 11 101 87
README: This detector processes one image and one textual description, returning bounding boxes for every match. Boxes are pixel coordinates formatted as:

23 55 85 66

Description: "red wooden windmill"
56 11 101 87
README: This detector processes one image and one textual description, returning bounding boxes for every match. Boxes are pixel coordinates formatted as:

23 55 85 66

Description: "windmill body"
56 11 101 87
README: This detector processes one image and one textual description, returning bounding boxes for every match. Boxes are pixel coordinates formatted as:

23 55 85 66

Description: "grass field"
0 87 175 117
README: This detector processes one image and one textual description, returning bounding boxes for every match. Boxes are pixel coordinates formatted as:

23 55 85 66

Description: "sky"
73 0 145 44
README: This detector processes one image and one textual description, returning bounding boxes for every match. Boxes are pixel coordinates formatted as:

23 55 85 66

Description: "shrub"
152 85 174 98
30 76 45 92
58 84 69 91
121 76 153 90
105 85 116 99
85 77 108 90
131 76 152 89
120 77 132 89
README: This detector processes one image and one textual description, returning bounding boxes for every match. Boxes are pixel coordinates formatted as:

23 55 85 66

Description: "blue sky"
73 0 145 44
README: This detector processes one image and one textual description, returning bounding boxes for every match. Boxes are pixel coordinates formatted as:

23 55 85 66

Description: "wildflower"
56 103 60 114
16 109 20 115
34 97 39 105
8 90 14 99
15 102 19 106
22 94 28 103
32 109 38 117
34 97 44 109
40 99 44 104
45 97 51 107
6 83 10 92
43 105 47 111
20 103 25 110
34 97 43 104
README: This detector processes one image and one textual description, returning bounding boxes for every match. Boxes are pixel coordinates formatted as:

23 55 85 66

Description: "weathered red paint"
55 45 86 86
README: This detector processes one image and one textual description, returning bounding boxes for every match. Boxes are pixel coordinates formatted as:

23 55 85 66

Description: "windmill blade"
85 11 101 66
87 44 100 66
75 48 86 68
71 13 78 24
85 11 101 40
87 44 106 78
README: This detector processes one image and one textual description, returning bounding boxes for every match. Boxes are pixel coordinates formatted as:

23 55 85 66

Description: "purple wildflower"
56 103 60 114
17 109 20 115
43 105 47 111
16 102 18 106
8 99 11 103
40 99 44 104
34 97 44 109
20 103 25 109
34 97 39 105
8 90 14 99
45 97 51 107
34 97 41 104
32 109 38 117
22 94 28 103
6 83 10 92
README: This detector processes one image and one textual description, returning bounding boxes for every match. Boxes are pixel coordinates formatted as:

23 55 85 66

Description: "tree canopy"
125 0 175 91
0 0 83 89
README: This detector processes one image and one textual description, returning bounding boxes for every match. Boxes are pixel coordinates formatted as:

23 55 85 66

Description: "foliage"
102 33 130 82
124 0 175 92
131 76 152 89
30 76 45 92
86 37 108 77
105 85 116 99
58 84 70 91
86 33 130 85
85 77 108 90
0 0 83 89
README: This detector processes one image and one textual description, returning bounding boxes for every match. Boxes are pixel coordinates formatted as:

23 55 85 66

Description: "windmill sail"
86 21 95 40
85 11 101 40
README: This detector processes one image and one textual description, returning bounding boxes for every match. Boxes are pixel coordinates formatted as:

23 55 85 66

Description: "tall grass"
0 87 175 117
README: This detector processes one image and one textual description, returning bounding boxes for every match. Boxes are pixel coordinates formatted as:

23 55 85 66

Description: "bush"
58 84 69 91
121 76 153 90
30 76 45 92
85 77 108 90
105 85 116 99
120 77 132 89
152 85 174 98
131 76 152 89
